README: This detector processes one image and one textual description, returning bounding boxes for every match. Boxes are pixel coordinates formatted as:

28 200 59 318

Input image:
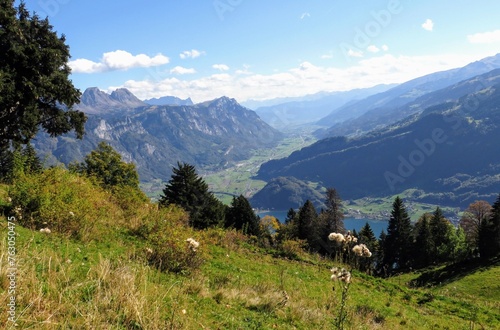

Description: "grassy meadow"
1 168 499 329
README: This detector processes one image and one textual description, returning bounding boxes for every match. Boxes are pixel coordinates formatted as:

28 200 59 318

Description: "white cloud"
467 29 500 44
109 53 488 103
382 44 389 51
170 66 196 75
300 12 310 20
179 49 205 59
367 45 380 53
69 50 169 73
347 49 363 58
422 19 434 31
212 64 230 71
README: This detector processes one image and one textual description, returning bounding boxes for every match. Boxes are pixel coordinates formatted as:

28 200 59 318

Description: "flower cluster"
352 244 372 257
328 232 345 243
40 228 51 234
345 231 358 243
186 238 200 252
330 267 351 283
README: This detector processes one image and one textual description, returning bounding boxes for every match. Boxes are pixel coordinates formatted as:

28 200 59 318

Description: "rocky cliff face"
34 89 283 182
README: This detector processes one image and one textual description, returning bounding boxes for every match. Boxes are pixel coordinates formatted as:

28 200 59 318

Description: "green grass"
2 216 499 329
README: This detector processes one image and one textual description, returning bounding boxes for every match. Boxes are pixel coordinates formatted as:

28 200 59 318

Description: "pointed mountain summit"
77 87 146 114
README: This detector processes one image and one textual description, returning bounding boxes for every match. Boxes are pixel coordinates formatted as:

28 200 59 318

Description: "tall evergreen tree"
225 195 260 236
412 213 433 268
319 188 346 257
159 162 225 229
383 197 413 272
297 200 320 251
358 222 378 273
429 207 452 262
479 194 500 258
322 188 346 234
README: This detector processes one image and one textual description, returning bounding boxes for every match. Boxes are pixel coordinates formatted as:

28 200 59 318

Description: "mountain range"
315 53 500 137
249 84 395 130
33 89 283 182
255 67 500 209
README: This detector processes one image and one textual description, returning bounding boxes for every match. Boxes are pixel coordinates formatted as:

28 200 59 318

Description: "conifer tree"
412 213 433 268
159 162 225 229
429 207 452 262
358 222 378 272
297 200 320 251
383 197 413 272
479 194 500 258
225 195 260 236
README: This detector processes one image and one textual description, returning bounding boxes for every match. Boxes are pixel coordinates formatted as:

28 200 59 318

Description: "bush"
139 205 205 274
8 167 121 240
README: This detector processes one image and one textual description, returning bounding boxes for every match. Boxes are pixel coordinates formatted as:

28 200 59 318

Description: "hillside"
0 204 500 329
257 81 500 208
316 53 500 136
33 89 283 182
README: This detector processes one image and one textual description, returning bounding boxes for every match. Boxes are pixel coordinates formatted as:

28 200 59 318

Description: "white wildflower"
145 247 153 254
7 197 12 203
331 267 351 283
69 211 75 217
352 244 372 257
328 232 345 243
39 228 51 234
186 238 200 252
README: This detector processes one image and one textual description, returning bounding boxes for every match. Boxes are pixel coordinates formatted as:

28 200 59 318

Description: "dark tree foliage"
319 188 346 257
0 142 42 182
376 230 387 276
429 207 452 262
73 142 139 189
321 188 346 234
225 195 260 236
276 208 299 242
0 1 86 149
412 213 434 268
479 193 500 258
297 200 321 251
383 196 413 272
358 222 378 273
159 162 225 229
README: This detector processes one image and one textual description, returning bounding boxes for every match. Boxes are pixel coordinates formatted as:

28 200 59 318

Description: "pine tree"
429 207 452 262
225 195 260 236
159 162 225 229
479 194 500 258
297 200 320 251
322 188 346 234
383 197 413 272
358 222 378 273
412 213 433 268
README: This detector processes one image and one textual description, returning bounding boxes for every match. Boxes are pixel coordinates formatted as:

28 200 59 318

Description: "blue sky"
19 0 500 103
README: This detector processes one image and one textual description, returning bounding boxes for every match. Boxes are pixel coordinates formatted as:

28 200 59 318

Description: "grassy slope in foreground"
1 220 499 329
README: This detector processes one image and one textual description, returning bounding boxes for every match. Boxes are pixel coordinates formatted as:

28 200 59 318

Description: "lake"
257 210 388 238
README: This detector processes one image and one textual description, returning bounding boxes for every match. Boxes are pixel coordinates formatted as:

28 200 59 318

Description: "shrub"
140 206 205 274
8 167 120 240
